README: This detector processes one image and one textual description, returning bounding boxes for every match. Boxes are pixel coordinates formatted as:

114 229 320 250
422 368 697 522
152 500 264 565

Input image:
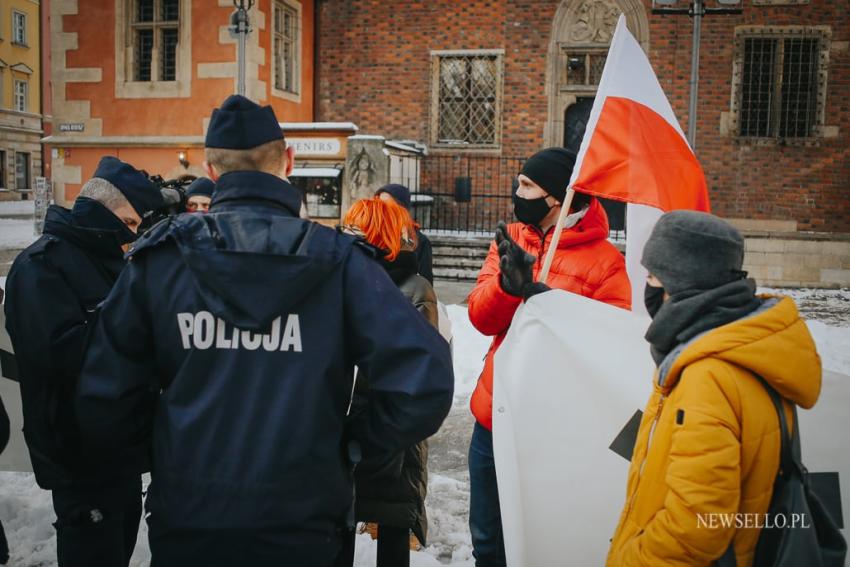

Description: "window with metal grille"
131 0 179 82
432 53 502 147
564 51 607 88
12 11 26 45
273 1 299 94
737 33 825 139
15 152 29 191
14 80 27 112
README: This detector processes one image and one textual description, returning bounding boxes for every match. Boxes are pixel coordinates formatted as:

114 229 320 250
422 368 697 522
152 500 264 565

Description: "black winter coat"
0 394 9 455
73 173 454 559
353 250 439 545
414 230 434 285
3 199 147 488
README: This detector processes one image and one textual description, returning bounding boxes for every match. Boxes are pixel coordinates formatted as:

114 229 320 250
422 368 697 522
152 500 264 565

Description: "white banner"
492 290 849 566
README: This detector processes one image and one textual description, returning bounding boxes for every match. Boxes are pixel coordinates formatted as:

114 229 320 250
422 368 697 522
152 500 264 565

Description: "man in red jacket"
466 147 631 566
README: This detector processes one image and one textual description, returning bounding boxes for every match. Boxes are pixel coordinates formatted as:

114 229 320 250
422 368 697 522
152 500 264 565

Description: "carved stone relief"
568 0 621 44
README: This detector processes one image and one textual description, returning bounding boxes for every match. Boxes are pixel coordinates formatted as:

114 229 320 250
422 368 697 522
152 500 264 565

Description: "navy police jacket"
4 201 148 488
75 172 454 542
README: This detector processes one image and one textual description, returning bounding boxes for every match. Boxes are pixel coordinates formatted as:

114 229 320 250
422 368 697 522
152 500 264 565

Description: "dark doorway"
563 98 625 232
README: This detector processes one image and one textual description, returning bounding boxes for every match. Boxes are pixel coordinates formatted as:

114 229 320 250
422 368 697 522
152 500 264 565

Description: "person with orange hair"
339 197 440 567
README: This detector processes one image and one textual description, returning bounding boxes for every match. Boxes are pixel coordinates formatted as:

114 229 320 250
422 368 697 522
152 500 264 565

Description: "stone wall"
743 232 850 288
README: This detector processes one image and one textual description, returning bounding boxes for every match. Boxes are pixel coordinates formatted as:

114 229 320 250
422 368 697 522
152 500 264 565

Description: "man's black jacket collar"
43 199 132 278
211 171 302 217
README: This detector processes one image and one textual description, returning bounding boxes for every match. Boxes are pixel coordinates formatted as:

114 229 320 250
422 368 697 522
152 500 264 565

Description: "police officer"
75 95 455 567
184 177 214 213
3 157 163 567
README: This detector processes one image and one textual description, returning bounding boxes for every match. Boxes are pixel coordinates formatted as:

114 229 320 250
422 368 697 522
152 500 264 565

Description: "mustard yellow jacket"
606 296 822 567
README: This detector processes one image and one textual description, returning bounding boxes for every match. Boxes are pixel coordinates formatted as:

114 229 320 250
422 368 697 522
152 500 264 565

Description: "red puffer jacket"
468 198 632 430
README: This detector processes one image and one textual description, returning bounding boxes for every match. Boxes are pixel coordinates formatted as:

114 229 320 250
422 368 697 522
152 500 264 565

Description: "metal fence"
399 154 626 238
398 155 524 235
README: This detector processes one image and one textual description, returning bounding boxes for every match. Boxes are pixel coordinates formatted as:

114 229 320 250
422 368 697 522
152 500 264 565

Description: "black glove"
522 281 551 300
495 221 552 300
496 222 533 296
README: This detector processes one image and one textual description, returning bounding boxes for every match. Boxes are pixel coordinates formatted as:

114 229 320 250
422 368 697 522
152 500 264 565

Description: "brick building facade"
47 0 315 203
316 0 850 234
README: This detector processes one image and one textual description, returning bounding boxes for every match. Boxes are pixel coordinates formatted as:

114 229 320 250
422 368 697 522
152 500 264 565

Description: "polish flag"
568 15 710 313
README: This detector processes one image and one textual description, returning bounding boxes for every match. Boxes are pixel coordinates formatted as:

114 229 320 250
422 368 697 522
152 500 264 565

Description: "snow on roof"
279 122 359 132
349 135 385 141
289 167 342 178
385 141 424 155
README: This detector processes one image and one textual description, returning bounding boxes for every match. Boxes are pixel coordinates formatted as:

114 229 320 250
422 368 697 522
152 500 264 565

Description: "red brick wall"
316 0 850 233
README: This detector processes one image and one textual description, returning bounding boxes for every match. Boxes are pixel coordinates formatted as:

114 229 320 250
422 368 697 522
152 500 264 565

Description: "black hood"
43 199 133 277
155 172 345 331
379 250 418 286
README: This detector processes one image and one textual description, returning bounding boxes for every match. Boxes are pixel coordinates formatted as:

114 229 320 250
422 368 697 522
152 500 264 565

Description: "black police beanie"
185 177 215 198
205 95 284 150
641 210 746 295
92 156 163 216
376 184 411 210
520 147 577 204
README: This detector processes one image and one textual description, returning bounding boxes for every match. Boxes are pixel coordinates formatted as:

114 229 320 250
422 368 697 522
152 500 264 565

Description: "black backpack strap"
716 373 802 567
757 374 804 480
716 540 738 567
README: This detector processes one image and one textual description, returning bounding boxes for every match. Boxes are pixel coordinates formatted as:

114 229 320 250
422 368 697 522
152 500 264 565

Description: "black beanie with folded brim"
520 147 590 210
641 210 746 295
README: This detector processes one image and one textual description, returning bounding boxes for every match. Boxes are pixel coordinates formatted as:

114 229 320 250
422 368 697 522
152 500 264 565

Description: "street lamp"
231 0 255 96
651 0 743 150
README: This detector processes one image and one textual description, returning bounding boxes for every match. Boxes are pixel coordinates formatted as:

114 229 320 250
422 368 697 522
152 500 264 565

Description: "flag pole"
538 188 576 284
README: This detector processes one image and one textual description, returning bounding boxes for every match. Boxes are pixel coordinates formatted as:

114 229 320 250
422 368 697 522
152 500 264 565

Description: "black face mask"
644 284 666 318
513 194 553 226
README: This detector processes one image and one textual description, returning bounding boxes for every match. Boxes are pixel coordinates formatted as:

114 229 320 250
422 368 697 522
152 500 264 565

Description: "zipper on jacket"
529 224 551 269
640 395 665 476
624 394 666 519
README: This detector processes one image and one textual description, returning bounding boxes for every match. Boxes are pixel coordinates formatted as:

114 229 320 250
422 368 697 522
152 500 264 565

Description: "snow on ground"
1 292 847 566
759 287 850 375
446 304 492 406
0 219 38 250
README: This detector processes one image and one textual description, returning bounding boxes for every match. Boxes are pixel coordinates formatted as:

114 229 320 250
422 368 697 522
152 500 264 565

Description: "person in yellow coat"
607 211 822 567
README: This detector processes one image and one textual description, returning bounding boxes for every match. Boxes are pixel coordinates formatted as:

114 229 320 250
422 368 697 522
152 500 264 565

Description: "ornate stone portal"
544 0 650 148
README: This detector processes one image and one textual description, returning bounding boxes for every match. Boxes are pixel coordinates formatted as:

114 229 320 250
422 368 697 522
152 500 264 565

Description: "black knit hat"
520 147 576 204
375 184 411 210
641 210 746 295
205 95 284 150
92 156 163 216
186 177 215 198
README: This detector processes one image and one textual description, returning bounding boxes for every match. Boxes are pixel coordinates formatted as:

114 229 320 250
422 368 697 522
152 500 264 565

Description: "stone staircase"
429 234 491 282
0 249 22 278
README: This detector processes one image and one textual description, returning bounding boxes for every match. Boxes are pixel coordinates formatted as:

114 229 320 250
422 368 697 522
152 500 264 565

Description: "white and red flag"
573 15 709 312
540 14 711 311
569 15 709 213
